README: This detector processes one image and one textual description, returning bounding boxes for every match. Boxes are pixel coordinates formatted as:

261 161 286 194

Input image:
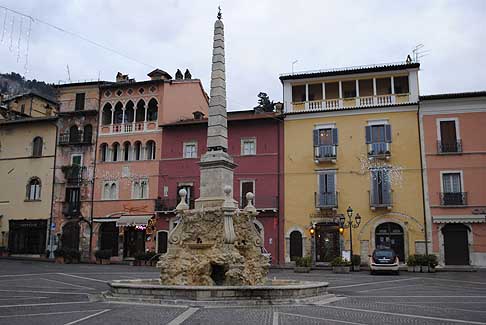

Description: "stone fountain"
104 9 330 305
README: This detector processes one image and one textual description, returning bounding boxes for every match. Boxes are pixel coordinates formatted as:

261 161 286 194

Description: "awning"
93 218 120 223
432 215 486 224
116 215 153 227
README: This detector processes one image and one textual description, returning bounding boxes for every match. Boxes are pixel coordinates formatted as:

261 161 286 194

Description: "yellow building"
281 62 426 264
0 116 58 255
1 92 57 118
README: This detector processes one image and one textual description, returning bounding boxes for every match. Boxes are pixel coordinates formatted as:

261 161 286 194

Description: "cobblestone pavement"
0 260 485 324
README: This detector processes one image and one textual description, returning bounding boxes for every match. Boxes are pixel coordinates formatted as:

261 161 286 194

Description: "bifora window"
241 138 256 155
183 142 197 158
27 177 41 200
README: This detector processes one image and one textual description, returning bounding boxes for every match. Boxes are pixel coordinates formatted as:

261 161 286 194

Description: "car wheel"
395 270 400 275
370 270 375 275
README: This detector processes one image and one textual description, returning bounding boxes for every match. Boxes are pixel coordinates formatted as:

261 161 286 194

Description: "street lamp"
339 206 361 260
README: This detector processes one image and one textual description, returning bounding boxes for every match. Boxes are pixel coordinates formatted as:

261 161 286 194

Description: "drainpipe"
88 84 102 261
47 118 59 258
417 102 429 256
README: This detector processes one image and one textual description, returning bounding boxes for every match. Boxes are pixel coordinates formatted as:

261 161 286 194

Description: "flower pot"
352 265 360 272
294 266 311 273
101 258 110 265
333 266 350 274
429 267 436 273
421 266 429 273
55 256 65 264
407 266 414 272
413 266 421 273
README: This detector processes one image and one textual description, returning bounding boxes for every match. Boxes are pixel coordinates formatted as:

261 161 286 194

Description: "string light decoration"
1 8 7 43
16 17 22 62
23 18 32 73
358 154 404 187
8 14 14 51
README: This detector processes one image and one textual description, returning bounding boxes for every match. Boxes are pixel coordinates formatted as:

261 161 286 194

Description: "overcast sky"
1 0 485 110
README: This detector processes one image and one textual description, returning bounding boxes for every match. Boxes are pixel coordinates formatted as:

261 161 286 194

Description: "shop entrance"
8 219 47 254
315 223 340 263
375 222 405 262
123 226 146 258
442 223 469 265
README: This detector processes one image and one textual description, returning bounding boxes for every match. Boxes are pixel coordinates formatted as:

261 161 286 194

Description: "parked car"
261 247 272 264
369 248 400 275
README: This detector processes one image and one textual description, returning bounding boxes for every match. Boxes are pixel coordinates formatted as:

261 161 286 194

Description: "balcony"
59 131 92 145
315 192 338 209
100 121 158 135
61 166 86 185
62 201 81 217
239 196 278 210
440 192 467 206
155 198 195 212
437 140 462 154
368 142 391 159
370 191 393 210
314 145 337 162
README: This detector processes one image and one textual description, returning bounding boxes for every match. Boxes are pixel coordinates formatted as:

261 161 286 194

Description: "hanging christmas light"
16 17 22 62
0 9 7 43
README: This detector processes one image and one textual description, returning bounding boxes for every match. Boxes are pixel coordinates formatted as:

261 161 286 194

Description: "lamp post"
339 206 361 260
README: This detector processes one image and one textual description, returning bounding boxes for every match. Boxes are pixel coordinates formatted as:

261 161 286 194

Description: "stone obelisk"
196 8 237 208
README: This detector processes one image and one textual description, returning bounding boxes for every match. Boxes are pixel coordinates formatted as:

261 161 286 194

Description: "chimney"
116 72 129 82
147 69 172 81
192 111 205 120
175 69 183 80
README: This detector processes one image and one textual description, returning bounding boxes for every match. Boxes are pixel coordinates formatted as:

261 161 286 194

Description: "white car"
369 248 400 275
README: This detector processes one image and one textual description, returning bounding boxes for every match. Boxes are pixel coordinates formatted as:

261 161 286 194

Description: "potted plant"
64 249 81 264
331 257 352 273
134 252 147 266
95 249 112 265
427 254 438 273
294 256 312 273
0 246 8 257
413 254 423 272
406 255 416 272
351 255 361 272
54 248 65 264
145 251 158 266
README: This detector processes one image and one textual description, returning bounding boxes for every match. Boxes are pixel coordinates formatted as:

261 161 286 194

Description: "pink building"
92 69 208 261
420 92 486 267
157 110 284 264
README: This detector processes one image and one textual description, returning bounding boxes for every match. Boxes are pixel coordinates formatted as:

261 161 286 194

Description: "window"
83 124 92 143
100 143 109 162
342 80 356 98
317 172 336 207
112 142 120 162
146 140 156 160
177 184 194 208
124 101 134 123
241 138 256 155
313 128 338 159
69 125 80 143
32 137 43 157
123 141 131 161
325 82 339 99
394 76 409 94
134 141 142 160
27 177 41 200
183 142 197 158
240 180 254 207
65 187 80 214
376 78 392 95
20 104 25 114
75 93 85 111
441 172 465 205
102 181 118 200
370 169 392 206
133 179 149 199
365 123 392 155
358 79 373 97
102 103 112 125
147 98 158 121
292 85 306 102
136 100 145 122
308 83 322 101
71 154 83 166
438 119 461 153
113 102 123 124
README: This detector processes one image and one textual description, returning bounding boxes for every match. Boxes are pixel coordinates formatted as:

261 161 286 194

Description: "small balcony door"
240 180 254 207
317 172 336 207
440 120 458 152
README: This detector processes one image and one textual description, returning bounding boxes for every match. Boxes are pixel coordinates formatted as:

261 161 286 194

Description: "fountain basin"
104 279 330 305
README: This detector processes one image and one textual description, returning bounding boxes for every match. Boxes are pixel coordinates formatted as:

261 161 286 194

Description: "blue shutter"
384 124 392 143
327 173 336 205
365 126 372 144
371 170 379 204
382 170 391 204
318 173 326 206
313 129 319 146
332 128 338 145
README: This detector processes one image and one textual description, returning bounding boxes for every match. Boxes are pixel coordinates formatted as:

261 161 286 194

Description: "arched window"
103 183 111 199
83 124 92 143
140 179 148 198
112 142 120 162
123 141 131 161
32 137 43 157
135 99 145 122
102 103 112 125
147 98 158 121
146 140 156 160
27 177 41 200
110 183 117 199
69 125 79 143
100 143 109 162
289 230 303 261
124 100 134 123
113 102 123 124
134 141 142 160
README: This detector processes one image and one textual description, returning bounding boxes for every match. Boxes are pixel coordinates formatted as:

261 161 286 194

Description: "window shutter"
313 129 319 146
384 124 392 143
371 170 379 204
326 173 335 193
332 128 338 145
365 126 372 144
382 170 391 204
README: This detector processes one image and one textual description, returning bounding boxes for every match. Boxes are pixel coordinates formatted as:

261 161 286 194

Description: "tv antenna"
412 44 430 62
66 64 71 82
292 60 298 73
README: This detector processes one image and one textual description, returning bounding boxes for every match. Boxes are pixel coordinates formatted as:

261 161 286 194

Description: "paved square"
0 260 485 324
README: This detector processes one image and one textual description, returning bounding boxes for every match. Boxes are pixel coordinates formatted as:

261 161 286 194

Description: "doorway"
100 222 118 256
123 226 145 258
61 222 80 251
8 220 47 254
315 223 340 263
442 224 469 265
289 231 303 261
375 222 405 262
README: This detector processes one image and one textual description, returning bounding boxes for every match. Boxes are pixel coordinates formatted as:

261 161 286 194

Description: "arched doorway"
61 222 80 251
375 222 405 262
442 224 469 265
315 223 340 262
289 231 303 261
157 231 168 254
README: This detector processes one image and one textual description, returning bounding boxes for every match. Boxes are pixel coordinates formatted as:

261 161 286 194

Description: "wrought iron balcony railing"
62 201 81 217
368 142 391 158
437 140 462 154
369 191 393 208
239 195 278 210
440 192 467 206
155 198 195 212
59 131 92 145
61 165 86 185
314 145 337 161
315 192 338 209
